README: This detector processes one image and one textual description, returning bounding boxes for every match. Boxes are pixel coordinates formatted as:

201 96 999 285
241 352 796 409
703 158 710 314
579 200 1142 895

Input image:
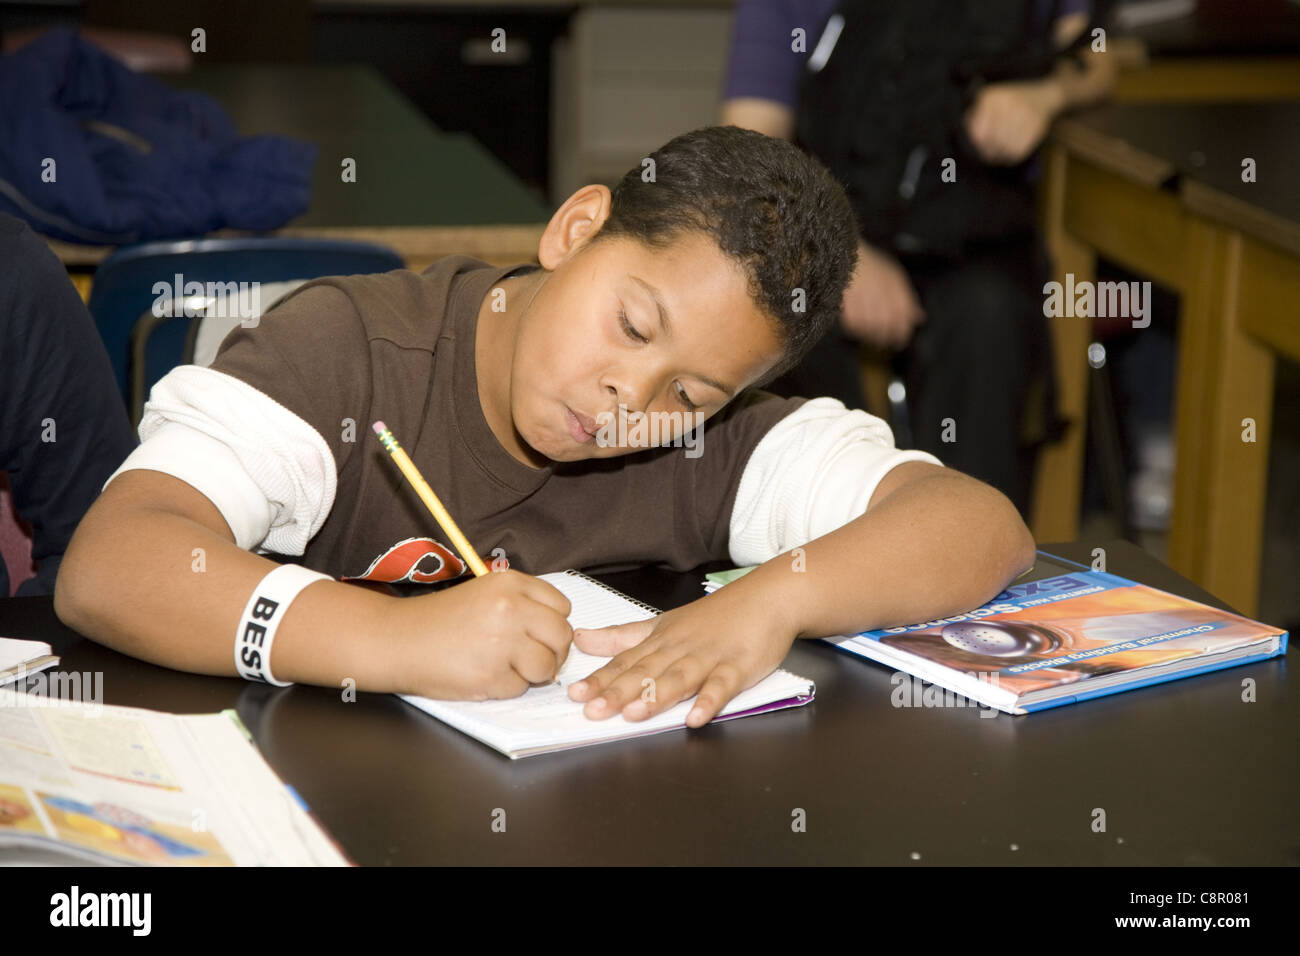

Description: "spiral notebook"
400 569 815 758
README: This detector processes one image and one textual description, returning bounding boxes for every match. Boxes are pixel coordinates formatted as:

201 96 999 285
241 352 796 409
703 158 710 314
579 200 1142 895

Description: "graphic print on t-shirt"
342 536 471 585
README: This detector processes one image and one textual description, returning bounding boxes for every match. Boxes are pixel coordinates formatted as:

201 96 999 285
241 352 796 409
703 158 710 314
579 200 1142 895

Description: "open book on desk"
401 569 815 759
0 690 350 866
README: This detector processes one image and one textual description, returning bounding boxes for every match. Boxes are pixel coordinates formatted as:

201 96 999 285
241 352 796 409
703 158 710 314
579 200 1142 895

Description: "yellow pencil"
372 420 490 577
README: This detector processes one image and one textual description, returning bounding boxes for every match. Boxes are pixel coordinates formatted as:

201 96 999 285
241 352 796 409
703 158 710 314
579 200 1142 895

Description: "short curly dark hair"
590 125 859 388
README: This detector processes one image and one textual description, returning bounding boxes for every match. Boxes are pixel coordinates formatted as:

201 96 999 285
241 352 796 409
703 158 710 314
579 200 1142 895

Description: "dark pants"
765 237 1062 517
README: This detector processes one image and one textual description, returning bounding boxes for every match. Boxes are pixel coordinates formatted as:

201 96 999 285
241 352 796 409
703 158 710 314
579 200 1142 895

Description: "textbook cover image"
828 569 1288 715
36 793 233 866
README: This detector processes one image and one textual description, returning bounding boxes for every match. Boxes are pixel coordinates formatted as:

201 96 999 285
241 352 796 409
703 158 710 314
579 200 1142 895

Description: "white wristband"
235 564 331 686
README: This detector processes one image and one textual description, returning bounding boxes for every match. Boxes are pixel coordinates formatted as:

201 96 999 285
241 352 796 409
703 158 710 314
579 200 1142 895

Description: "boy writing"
55 126 1036 726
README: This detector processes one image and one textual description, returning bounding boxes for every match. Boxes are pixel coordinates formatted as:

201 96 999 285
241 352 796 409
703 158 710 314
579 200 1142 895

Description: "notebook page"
403 659 810 755
401 571 658 747
0 637 54 670
544 570 657 684
400 571 813 755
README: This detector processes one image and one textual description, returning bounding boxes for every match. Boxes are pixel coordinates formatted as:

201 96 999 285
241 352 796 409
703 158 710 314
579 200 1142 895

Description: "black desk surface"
1065 101 1300 253
164 64 551 228
1123 0 1300 57
1 539 1293 865
1069 102 1299 209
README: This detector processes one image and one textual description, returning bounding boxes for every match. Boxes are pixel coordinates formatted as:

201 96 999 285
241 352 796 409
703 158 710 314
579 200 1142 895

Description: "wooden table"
1032 102 1300 618
1111 0 1300 102
44 64 551 272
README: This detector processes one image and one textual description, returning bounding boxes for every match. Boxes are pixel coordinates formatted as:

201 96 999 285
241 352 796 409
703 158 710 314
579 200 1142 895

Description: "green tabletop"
165 64 551 229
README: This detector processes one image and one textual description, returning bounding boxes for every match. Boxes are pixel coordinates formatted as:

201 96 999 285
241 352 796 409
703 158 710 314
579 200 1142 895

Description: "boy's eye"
619 309 648 344
617 306 697 410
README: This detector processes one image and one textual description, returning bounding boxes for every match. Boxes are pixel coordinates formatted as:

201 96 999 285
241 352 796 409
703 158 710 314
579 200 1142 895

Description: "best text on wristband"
235 564 331 685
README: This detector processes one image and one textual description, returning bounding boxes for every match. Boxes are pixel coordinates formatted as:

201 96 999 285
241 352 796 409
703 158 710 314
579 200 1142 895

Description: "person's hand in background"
963 79 1065 166
840 239 925 350
963 16 1119 169
719 103 924 351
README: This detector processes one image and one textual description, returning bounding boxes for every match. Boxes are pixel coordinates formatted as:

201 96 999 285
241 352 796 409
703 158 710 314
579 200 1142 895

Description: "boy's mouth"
563 405 597 444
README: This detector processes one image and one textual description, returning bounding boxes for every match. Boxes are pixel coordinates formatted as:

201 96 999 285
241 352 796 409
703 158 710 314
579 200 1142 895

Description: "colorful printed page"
0 690 349 866
401 570 814 758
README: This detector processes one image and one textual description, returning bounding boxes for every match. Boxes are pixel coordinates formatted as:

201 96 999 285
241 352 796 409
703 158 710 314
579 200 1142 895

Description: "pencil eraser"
372 421 387 434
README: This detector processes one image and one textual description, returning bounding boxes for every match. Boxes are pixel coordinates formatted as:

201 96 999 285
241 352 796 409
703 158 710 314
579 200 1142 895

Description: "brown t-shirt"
208 255 808 586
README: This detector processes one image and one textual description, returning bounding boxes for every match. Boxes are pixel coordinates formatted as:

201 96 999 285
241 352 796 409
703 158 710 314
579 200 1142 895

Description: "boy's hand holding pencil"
372 422 574 696
385 569 574 699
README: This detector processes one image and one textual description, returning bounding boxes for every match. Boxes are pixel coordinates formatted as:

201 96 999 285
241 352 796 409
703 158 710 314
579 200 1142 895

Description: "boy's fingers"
620 655 708 722
520 602 574 671
566 642 644 701
573 616 657 656
686 666 744 728
511 635 563 685
577 648 676 718
519 574 573 619
484 667 530 700
573 654 653 712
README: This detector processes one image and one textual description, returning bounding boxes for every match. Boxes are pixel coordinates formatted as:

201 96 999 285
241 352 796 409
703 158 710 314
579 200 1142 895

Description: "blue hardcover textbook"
824 554 1288 715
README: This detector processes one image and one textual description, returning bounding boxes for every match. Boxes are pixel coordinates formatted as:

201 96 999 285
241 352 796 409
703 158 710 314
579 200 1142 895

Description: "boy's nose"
604 376 655 415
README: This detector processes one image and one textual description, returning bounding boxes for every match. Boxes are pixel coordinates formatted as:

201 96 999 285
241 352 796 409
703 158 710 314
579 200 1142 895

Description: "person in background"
0 212 137 596
722 0 1118 516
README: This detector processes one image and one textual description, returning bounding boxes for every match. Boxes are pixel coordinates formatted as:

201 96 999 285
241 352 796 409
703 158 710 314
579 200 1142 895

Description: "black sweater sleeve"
0 214 137 596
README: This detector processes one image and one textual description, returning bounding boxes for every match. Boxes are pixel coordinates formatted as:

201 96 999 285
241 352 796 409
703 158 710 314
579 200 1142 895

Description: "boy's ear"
539 185 613 269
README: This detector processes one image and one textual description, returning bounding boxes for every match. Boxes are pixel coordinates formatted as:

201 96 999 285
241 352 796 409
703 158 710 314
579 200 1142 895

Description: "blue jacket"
0 28 315 244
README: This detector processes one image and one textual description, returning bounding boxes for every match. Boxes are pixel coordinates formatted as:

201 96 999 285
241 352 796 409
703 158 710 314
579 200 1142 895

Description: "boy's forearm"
56 508 396 691
727 471 1036 640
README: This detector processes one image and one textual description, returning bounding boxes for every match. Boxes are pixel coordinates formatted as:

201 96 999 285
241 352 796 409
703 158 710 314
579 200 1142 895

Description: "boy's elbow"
1000 495 1037 579
53 511 119 636
53 579 84 634
911 468 1037 581
1012 519 1037 577
53 529 96 634
961 474 1036 581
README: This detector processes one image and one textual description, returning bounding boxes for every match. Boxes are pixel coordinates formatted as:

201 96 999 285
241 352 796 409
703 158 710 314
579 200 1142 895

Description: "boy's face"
506 228 787 464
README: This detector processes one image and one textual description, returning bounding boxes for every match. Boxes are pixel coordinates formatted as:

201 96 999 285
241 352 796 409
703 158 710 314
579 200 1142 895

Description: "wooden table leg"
1031 143 1095 543
1169 222 1274 615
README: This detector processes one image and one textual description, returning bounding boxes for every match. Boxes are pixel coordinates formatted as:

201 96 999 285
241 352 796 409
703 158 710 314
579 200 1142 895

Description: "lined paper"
400 571 813 757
